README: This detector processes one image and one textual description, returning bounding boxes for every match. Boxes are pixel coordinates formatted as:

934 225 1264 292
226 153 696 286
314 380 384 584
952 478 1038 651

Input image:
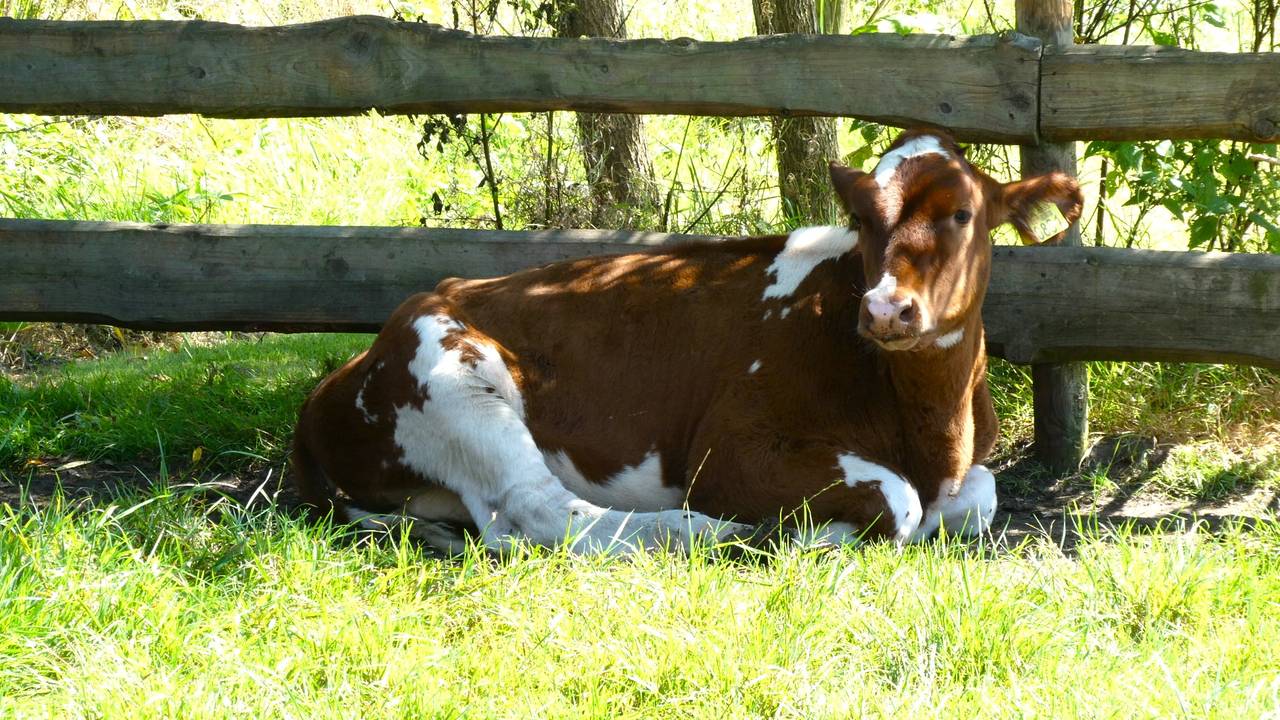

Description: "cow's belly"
540 448 687 512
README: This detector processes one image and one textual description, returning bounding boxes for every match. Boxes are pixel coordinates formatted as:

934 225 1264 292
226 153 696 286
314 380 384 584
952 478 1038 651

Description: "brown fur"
293 129 1081 542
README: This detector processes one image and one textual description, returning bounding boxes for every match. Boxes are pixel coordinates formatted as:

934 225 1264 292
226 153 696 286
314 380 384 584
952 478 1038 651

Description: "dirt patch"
992 436 1280 549
0 458 301 516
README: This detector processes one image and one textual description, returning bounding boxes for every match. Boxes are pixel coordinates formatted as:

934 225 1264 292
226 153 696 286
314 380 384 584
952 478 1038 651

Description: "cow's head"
829 129 1082 352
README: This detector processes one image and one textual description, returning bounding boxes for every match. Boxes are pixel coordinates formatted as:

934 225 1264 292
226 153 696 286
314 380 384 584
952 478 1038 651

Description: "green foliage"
1087 139 1280 252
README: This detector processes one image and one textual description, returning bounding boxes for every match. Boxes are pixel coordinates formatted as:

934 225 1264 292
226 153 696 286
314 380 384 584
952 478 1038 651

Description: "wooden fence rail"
3 16 1279 143
3 219 1278 369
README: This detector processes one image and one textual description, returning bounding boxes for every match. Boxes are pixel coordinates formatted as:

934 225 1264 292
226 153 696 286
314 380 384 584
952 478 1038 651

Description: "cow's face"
830 129 1082 352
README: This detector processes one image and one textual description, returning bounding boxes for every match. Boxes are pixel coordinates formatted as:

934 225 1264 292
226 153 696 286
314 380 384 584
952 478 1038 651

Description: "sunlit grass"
0 483 1276 719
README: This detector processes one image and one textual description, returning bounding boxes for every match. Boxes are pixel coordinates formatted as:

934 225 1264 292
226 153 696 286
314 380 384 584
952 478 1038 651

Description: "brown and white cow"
291 129 1082 554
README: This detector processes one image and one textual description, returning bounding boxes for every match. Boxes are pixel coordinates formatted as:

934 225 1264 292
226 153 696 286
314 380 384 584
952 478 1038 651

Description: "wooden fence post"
1017 0 1090 473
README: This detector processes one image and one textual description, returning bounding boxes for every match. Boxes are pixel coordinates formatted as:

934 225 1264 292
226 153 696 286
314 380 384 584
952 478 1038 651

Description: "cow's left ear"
828 162 867 217
990 171 1083 245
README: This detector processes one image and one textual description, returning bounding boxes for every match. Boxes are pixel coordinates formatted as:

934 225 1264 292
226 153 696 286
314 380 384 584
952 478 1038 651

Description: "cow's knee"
836 454 923 545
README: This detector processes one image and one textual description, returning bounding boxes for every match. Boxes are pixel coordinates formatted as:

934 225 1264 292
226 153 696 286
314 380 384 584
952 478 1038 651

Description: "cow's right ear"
828 162 866 217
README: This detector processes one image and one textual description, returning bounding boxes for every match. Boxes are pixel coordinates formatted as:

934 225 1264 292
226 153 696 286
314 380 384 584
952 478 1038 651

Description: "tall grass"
0 484 1277 718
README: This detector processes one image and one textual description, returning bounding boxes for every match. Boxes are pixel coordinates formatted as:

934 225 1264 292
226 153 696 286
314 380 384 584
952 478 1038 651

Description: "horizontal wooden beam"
0 17 1040 142
2 219 1279 369
4 17 1280 142
985 245 1280 368
1041 44 1280 143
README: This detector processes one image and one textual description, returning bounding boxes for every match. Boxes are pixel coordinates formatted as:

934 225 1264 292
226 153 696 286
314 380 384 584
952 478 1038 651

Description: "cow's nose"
864 296 917 335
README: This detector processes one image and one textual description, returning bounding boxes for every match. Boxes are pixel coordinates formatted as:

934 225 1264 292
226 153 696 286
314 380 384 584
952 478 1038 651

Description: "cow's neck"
882 312 985 489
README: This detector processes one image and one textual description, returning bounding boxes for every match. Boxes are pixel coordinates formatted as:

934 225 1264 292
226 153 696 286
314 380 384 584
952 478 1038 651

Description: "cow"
291 128 1082 554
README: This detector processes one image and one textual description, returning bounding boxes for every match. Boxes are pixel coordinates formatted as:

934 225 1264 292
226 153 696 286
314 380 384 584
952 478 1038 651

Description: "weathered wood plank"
985 245 1280 369
2 219 1279 369
0 17 1042 142
1041 44 1280 143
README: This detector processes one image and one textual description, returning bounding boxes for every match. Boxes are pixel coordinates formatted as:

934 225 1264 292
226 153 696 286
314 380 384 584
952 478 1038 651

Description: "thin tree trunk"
753 0 841 225
553 0 659 227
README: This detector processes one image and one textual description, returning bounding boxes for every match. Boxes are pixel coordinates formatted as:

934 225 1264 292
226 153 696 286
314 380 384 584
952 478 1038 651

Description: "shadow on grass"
991 433 1280 551
5 445 1276 562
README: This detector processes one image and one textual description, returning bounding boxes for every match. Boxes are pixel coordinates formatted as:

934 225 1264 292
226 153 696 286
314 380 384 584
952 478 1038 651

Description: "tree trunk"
753 0 840 225
553 0 659 227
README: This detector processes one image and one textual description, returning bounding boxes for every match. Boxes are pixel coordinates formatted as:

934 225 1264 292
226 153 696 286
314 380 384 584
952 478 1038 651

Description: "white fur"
874 134 951 228
748 360 762 374
910 465 998 541
935 328 965 349
864 272 898 305
863 272 901 326
762 226 859 301
354 373 378 424
542 450 685 512
837 453 923 545
391 313 751 554
873 135 948 188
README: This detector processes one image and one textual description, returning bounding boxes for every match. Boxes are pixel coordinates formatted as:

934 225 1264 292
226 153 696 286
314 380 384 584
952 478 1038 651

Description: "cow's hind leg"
344 487 484 555
396 312 753 554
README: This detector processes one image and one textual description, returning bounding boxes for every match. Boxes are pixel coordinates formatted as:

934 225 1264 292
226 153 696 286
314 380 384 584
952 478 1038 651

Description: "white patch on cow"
874 134 952 228
354 373 378 424
864 271 898 305
762 226 859 301
874 134 948 188
542 449 684 512
837 453 923 544
935 328 965 349
780 307 792 319
392 313 753 555
763 309 774 320
748 360 762 374
910 465 998 541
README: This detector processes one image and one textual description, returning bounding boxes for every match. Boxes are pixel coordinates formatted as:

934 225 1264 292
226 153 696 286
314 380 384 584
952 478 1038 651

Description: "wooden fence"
3 16 1278 143
2 7 1279 470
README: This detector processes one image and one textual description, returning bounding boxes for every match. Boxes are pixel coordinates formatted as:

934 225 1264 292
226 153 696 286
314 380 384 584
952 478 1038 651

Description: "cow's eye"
953 209 973 225
849 214 862 231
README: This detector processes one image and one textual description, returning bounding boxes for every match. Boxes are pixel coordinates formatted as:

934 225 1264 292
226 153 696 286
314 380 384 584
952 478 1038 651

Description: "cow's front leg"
910 464 998 542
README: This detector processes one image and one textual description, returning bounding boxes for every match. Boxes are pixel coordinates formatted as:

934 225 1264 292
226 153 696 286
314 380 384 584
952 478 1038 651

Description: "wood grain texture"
1041 44 1280 142
0 17 1040 141
985 244 1280 369
2 220 1279 368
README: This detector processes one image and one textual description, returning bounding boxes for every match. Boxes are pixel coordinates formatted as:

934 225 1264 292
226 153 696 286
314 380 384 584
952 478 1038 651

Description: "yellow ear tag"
1026 202 1070 244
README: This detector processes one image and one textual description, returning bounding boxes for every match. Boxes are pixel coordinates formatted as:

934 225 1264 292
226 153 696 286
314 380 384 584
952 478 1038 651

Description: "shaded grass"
0 333 371 471
4 336 1279 495
988 358 1280 499
0 482 1277 718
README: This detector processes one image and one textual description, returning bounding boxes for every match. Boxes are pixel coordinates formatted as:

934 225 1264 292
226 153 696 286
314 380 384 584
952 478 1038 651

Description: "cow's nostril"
897 301 916 325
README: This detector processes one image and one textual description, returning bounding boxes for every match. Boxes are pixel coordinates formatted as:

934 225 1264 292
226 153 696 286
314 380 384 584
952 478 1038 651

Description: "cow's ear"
991 171 1083 245
828 162 866 218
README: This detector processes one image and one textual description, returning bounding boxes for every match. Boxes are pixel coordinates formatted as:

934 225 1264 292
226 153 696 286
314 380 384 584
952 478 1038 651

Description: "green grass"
0 333 371 470
0 484 1276 718
5 335 1279 501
